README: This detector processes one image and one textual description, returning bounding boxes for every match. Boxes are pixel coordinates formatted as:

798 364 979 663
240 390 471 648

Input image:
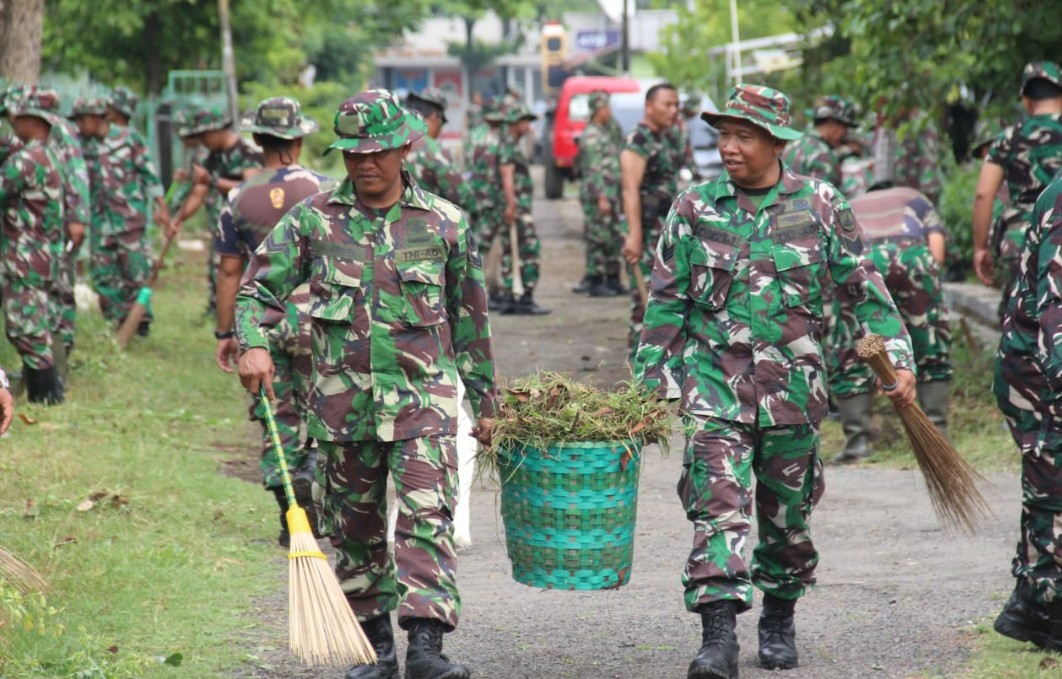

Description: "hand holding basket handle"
857 334 990 533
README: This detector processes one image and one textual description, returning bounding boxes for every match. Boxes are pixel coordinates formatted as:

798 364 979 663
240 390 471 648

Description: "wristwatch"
214 329 236 340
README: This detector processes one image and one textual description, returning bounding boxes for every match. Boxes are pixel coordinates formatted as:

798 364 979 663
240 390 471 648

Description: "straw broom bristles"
0 547 46 594
259 390 376 667
857 334 990 533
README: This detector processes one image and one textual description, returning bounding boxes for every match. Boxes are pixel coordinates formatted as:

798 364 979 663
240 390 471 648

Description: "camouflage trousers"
53 245 77 349
579 195 623 277
206 239 219 314
500 211 541 293
316 435 461 629
3 281 55 370
829 241 952 397
628 214 664 352
679 417 824 612
252 298 313 489
90 230 153 325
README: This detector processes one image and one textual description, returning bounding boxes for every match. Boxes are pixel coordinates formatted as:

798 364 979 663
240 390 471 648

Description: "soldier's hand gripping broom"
857 334 990 533
115 235 176 348
259 387 376 667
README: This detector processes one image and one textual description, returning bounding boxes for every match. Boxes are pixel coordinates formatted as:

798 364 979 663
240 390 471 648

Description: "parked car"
541 75 641 199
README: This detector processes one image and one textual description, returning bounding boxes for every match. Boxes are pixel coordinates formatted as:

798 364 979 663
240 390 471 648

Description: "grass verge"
0 245 287 678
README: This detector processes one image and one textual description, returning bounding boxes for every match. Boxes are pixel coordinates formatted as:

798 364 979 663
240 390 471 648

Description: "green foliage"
788 0 1062 121
938 162 981 268
0 250 292 677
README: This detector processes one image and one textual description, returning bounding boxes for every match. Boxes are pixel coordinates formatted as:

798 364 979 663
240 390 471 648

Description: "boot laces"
701 607 734 645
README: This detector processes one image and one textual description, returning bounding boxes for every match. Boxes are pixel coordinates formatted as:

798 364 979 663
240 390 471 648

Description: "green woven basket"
498 439 642 590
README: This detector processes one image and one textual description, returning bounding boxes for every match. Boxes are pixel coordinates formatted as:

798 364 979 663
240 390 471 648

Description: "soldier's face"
73 114 104 138
717 119 786 188
645 88 679 130
344 144 411 200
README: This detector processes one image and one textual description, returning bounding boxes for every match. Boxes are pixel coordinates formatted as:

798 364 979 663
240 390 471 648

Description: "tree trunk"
144 10 164 94
0 0 44 84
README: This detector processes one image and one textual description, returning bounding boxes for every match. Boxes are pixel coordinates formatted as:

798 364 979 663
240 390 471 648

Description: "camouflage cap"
1021 60 1062 96
108 86 139 118
504 102 538 124
407 87 449 123
69 96 110 118
172 108 197 138
588 89 610 115
325 88 426 155
482 98 505 123
812 95 859 127
701 84 802 141
189 105 232 135
238 96 319 140
9 86 62 126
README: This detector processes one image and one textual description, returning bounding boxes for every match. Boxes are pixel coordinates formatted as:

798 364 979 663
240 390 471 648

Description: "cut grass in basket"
481 371 672 479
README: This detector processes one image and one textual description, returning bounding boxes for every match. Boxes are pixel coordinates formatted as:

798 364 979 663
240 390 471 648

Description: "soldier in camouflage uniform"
404 89 466 208
72 96 170 332
0 84 21 164
783 95 858 191
214 97 334 547
828 184 952 462
634 85 916 678
166 108 208 214
577 90 625 297
235 89 497 679
889 110 944 204
0 91 67 404
168 105 263 315
973 61 1062 309
992 171 1062 651
497 102 550 315
621 82 681 350
464 99 506 301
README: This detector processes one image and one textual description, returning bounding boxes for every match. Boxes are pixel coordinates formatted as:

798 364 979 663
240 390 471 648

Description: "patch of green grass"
949 623 1062 678
0 249 285 677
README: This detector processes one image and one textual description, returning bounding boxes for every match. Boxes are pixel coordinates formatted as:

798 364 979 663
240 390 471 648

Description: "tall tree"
0 0 46 84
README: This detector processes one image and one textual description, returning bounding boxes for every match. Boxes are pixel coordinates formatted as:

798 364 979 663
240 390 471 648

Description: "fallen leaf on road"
17 413 37 425
76 499 95 512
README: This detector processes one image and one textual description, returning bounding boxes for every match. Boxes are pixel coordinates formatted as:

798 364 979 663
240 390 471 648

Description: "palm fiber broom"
857 334 990 533
259 388 376 667
115 235 175 348
0 547 46 594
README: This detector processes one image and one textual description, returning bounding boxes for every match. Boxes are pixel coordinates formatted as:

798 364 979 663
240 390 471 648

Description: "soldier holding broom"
235 89 497 679
634 84 915 678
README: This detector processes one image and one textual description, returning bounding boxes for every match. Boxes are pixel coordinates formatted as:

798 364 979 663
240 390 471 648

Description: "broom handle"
259 386 297 508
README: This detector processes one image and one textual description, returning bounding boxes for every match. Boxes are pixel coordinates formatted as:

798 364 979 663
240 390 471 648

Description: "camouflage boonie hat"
482 98 505 123
504 102 538 124
9 86 62 126
588 90 610 114
812 95 859 127
1021 61 1062 96
190 105 232 135
108 86 139 118
703 84 802 141
325 89 427 155
407 88 449 124
238 96 319 140
69 96 109 118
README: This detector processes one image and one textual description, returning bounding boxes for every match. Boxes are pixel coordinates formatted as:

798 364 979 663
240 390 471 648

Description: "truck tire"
544 162 564 200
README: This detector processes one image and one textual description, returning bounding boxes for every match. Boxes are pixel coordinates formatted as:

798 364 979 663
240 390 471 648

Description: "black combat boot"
346 614 399 679
994 577 1056 649
571 275 593 293
25 366 64 405
505 291 551 316
589 276 619 297
271 487 290 548
606 273 627 294
404 618 470 679
487 291 514 313
758 594 798 669
688 601 739 679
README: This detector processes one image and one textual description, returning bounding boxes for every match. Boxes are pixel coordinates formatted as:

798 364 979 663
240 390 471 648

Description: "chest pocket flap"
397 258 446 327
771 234 826 309
309 255 361 322
687 239 738 310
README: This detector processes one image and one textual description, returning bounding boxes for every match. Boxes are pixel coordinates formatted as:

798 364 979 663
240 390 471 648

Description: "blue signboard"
574 30 620 53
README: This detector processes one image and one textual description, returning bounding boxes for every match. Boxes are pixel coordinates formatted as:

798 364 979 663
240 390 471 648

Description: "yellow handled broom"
259 388 376 667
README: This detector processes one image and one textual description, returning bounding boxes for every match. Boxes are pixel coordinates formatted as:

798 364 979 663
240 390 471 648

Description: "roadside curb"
944 281 1001 332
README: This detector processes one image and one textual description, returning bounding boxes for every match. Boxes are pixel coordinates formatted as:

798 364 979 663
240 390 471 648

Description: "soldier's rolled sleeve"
235 205 309 352
215 189 243 257
634 203 690 399
825 196 915 373
133 138 165 200
447 218 498 419
64 146 91 225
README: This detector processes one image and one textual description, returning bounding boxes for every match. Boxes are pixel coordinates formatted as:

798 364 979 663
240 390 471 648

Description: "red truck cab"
542 75 641 199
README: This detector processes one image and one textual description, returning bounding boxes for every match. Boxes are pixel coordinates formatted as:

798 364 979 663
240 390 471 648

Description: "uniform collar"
711 161 803 202
328 170 432 212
